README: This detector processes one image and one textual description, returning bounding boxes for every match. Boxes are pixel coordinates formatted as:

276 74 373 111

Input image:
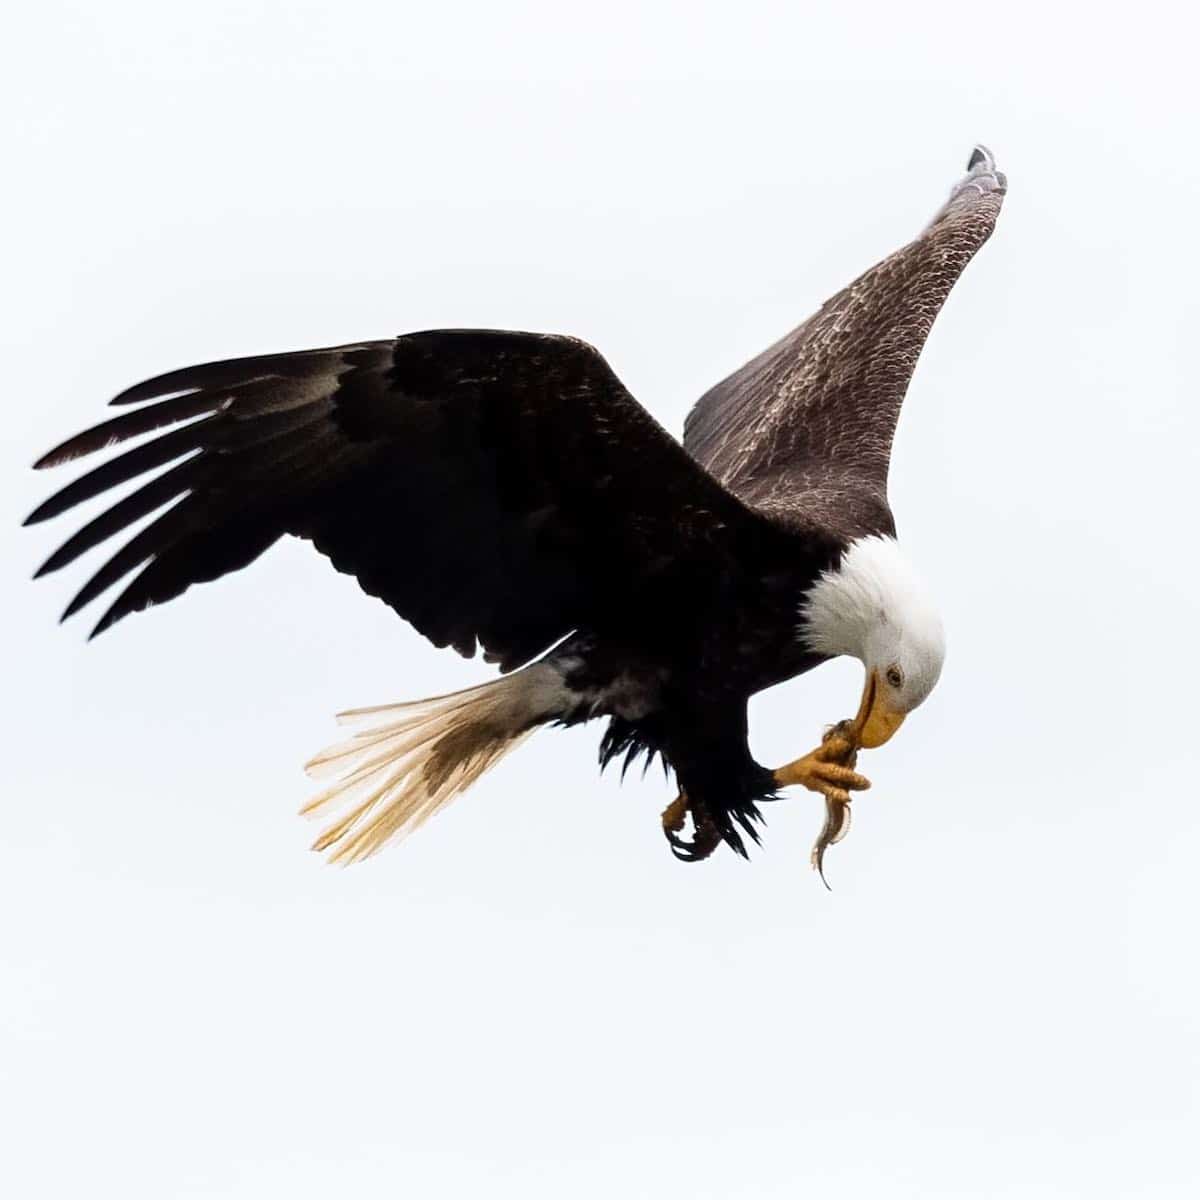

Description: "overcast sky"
4 3 1198 1198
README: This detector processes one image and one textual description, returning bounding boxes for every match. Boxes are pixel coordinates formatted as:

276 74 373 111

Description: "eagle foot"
771 732 871 806
661 792 722 863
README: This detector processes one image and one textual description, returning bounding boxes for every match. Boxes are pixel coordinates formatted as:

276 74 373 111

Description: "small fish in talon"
811 794 853 890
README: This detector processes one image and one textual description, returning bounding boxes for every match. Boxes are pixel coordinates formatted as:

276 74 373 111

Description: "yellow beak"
852 669 906 749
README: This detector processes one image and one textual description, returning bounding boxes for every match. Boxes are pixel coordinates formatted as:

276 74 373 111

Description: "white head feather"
802 535 945 714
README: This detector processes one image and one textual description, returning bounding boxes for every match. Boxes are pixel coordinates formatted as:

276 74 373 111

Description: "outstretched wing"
684 146 1006 536
27 329 773 669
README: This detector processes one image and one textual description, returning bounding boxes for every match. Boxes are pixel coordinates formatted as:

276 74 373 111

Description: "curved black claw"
662 793 723 862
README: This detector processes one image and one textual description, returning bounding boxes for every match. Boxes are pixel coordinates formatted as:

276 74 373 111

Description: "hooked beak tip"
854 669 906 749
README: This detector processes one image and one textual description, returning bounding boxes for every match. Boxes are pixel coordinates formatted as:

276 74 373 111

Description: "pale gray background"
3 3 1198 1197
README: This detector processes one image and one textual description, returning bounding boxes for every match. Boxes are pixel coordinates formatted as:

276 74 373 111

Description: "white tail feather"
301 664 568 863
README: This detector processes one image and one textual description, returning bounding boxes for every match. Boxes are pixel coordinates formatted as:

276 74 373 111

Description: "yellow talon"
772 741 871 803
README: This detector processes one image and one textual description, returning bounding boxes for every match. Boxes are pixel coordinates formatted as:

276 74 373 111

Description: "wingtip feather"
87 610 117 639
59 592 91 625
60 579 120 628
967 144 994 172
33 553 61 580
33 444 85 471
25 490 77 526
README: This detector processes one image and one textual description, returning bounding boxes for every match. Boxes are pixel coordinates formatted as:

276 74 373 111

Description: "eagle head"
800 535 946 747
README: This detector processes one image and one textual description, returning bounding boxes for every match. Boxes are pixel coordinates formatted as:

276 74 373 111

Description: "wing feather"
29 330 776 666
684 146 1006 535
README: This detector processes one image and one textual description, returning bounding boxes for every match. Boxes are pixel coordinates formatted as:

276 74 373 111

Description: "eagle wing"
28 329 775 669
683 147 1006 537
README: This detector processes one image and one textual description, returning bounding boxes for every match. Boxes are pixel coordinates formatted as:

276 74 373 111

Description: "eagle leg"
661 791 722 862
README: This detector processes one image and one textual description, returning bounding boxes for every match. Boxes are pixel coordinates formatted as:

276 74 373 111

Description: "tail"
301 662 570 863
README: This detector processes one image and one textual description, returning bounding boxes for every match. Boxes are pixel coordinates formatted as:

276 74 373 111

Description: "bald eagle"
25 147 1006 873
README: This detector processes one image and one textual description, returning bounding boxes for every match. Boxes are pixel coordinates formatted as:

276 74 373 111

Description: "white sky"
4 3 1198 1197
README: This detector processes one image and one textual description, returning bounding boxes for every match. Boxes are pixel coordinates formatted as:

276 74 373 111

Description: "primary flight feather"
26 147 1006 871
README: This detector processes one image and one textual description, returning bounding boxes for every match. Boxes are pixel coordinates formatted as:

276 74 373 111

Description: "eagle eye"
885 665 904 689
